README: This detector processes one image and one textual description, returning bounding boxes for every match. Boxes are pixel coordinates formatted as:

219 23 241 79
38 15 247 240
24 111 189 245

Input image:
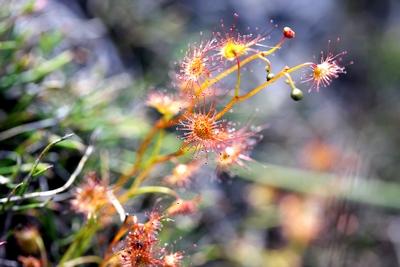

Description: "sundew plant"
8 2 398 267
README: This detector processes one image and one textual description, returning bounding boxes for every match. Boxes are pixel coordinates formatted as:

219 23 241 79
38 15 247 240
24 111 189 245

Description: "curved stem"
215 62 313 120
107 191 126 222
114 113 186 191
22 134 74 194
119 148 185 203
127 186 178 199
114 118 165 188
114 40 290 190
258 54 272 70
142 130 165 169
0 142 93 204
283 72 297 90
132 148 184 189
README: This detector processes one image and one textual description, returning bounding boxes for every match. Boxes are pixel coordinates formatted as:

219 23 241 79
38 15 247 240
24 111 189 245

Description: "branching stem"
215 62 313 120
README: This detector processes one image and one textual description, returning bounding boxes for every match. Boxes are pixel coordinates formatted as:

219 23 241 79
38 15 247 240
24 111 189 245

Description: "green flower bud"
291 88 304 101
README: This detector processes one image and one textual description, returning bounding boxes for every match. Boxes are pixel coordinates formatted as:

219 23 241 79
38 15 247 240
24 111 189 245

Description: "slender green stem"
20 51 73 83
59 256 102 267
119 149 184 203
114 118 165 188
19 134 74 196
59 219 99 265
128 186 178 199
142 130 165 170
0 142 93 204
283 72 296 90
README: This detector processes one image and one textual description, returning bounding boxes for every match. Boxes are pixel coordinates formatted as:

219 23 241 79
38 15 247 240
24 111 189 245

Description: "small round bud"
267 73 275 81
291 88 303 101
283 27 295 39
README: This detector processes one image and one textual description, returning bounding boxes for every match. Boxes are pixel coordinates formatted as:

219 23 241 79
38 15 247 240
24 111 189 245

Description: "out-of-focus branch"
0 143 94 204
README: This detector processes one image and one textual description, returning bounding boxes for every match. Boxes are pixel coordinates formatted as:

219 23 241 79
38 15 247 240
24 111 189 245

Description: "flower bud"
283 27 295 39
291 88 304 101
266 73 275 81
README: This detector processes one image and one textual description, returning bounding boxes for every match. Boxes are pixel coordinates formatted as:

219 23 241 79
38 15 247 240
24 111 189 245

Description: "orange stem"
114 40 289 189
114 119 165 188
118 148 185 203
215 62 313 120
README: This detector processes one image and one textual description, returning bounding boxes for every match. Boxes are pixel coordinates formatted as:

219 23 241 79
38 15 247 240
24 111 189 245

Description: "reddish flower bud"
18 256 42 267
283 26 295 39
167 197 200 216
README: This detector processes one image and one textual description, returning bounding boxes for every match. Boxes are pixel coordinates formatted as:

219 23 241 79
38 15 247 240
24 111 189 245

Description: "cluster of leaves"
0 2 147 266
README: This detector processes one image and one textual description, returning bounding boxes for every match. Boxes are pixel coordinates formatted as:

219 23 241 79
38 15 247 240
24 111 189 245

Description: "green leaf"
39 31 63 54
0 41 17 50
0 162 52 175
59 218 99 265
20 51 73 83
236 161 400 209
9 199 51 211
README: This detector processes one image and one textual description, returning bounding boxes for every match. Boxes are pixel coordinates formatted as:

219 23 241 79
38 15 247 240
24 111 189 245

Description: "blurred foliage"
0 0 400 267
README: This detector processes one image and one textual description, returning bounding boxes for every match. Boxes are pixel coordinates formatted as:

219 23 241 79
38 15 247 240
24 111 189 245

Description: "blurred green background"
1 0 400 266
